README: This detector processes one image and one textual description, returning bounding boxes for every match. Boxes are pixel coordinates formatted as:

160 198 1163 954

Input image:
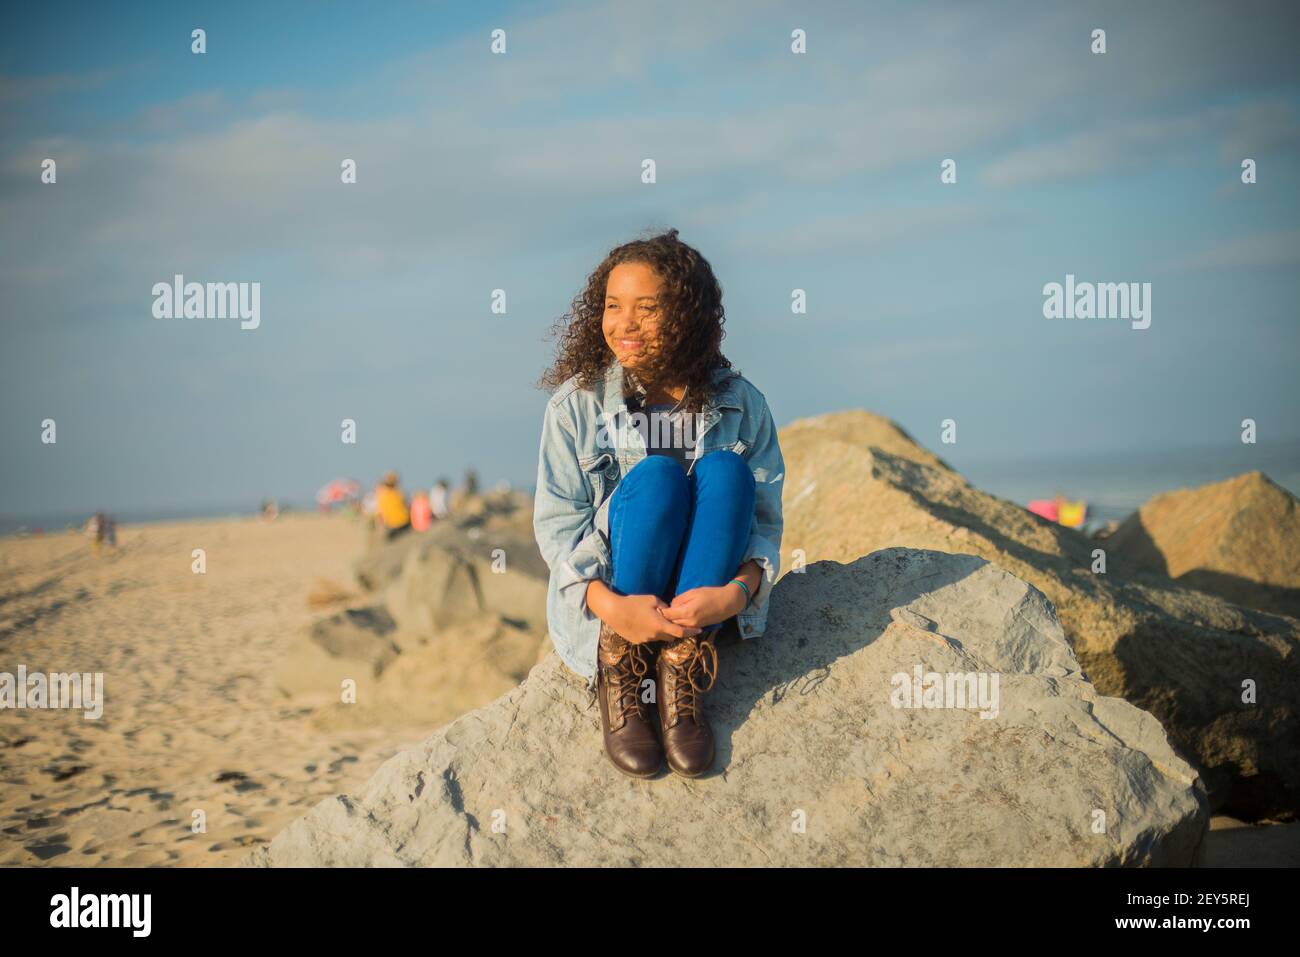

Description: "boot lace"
666 638 717 720
608 643 650 724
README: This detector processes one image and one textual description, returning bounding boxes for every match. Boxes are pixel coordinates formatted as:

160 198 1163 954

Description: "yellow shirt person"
375 473 410 532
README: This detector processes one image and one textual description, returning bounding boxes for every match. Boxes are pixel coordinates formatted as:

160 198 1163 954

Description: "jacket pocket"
697 407 752 456
578 450 620 503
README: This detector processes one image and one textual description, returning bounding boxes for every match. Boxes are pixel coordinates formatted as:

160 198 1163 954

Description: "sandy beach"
0 513 436 866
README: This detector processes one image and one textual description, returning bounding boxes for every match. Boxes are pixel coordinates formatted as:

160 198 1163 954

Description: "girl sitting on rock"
534 228 785 778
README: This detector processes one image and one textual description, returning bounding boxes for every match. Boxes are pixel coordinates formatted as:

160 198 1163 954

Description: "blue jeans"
608 450 756 633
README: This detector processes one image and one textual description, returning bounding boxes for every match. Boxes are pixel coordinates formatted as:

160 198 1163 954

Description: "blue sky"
2 0 1298 522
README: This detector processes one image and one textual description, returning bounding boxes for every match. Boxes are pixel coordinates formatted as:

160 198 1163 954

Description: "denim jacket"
533 362 785 681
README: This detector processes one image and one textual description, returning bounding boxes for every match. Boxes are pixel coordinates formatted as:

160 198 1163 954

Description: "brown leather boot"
596 622 662 778
656 633 718 777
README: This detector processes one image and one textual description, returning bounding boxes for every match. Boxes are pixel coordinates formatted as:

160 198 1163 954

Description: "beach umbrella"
316 478 361 507
1027 499 1059 522
1026 497 1088 528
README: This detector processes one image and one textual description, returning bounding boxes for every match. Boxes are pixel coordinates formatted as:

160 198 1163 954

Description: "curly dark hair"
538 228 733 414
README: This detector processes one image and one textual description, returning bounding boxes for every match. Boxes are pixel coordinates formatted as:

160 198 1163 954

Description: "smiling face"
602 261 664 371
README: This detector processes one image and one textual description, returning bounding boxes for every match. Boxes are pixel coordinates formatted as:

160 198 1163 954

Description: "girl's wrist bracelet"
728 577 751 608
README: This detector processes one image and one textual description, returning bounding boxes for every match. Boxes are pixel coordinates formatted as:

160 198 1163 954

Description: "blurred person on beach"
461 467 479 499
374 472 411 540
534 228 784 780
409 488 432 532
429 478 450 520
85 512 117 554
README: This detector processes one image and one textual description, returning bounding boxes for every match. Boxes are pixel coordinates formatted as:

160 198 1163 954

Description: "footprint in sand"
327 755 358 775
214 770 263 793
42 762 89 783
26 833 72 861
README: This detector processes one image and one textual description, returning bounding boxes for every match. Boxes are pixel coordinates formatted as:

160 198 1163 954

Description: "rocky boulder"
351 490 538 592
278 524 548 731
777 411 1300 819
384 527 548 643
275 605 401 706
249 549 1207 867
275 602 541 732
1108 471 1300 618
352 529 424 591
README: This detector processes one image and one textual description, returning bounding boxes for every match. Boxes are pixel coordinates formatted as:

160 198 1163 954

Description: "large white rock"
778 411 1300 819
249 548 1207 867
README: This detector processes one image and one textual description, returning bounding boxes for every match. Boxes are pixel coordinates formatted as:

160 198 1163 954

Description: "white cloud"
1159 229 1300 271
981 100 1300 186
0 68 121 102
3 0 1299 319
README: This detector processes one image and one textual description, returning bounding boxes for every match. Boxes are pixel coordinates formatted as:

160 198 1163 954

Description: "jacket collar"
601 362 740 416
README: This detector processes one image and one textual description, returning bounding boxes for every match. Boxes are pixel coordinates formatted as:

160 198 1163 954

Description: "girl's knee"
622 455 689 501
627 454 687 482
693 448 754 486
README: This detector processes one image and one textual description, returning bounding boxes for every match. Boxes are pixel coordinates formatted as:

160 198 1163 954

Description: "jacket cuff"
736 532 780 639
742 532 780 604
557 526 612 613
